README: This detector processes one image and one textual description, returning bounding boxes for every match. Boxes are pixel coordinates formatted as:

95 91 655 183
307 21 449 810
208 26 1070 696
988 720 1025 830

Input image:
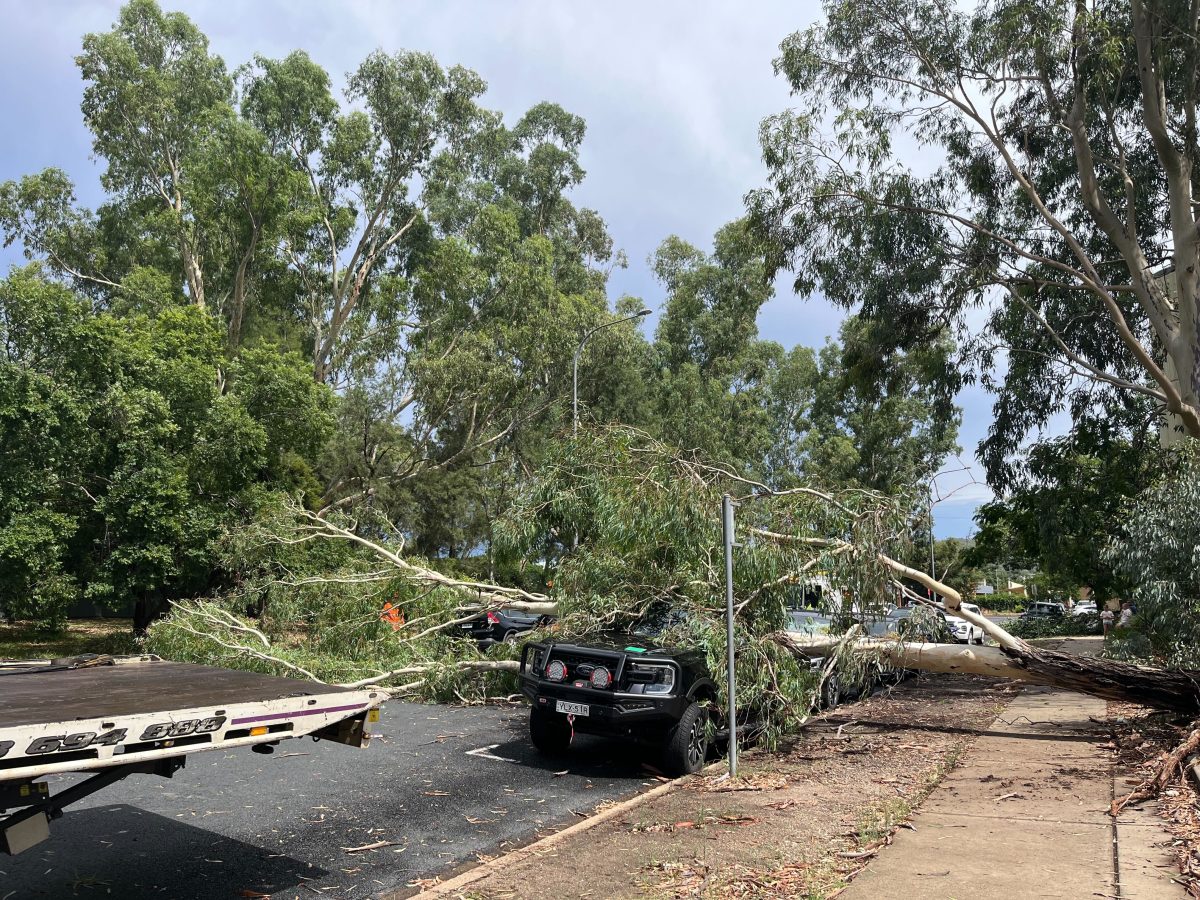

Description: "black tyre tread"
663 701 709 777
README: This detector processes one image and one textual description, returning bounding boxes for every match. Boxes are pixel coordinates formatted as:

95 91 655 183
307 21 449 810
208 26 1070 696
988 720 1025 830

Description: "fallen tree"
151 425 1200 795
774 632 1200 716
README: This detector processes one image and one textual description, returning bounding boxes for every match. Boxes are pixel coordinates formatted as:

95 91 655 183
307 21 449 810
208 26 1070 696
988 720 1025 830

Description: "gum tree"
749 0 1200 485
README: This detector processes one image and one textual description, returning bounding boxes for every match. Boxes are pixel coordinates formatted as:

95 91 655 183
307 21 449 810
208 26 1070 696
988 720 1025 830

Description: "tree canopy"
748 0 1200 491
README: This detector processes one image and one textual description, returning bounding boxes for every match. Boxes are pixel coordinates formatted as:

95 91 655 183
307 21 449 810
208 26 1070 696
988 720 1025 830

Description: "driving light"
589 666 612 689
545 660 567 682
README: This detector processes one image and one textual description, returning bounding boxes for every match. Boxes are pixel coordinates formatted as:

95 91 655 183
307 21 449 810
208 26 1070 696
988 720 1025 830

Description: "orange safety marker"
380 600 404 631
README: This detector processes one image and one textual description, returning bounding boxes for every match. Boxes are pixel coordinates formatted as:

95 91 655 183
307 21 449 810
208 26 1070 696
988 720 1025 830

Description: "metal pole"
928 483 936 603
722 494 738 779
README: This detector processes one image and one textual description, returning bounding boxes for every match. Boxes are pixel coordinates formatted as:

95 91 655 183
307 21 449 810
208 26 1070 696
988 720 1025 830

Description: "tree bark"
774 632 1200 715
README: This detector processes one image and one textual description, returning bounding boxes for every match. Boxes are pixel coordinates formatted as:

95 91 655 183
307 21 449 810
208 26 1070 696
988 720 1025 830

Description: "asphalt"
0 701 657 899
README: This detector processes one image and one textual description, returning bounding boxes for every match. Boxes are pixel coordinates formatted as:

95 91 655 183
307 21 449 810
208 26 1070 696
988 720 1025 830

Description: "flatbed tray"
0 657 387 783
0 658 357 727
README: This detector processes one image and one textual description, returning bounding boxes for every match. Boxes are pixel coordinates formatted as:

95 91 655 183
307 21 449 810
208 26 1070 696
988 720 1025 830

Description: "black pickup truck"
518 630 719 776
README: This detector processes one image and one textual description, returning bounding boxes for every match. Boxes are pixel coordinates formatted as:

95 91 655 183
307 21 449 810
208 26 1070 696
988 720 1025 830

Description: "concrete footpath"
841 682 1184 899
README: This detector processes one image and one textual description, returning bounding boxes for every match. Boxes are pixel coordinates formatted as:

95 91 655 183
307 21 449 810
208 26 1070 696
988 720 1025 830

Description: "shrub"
1008 613 1100 639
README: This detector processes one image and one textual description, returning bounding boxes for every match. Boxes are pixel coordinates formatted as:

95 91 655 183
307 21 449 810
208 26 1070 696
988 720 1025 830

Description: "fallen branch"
339 659 520 690
291 506 557 615
1112 725 1200 816
775 632 1200 715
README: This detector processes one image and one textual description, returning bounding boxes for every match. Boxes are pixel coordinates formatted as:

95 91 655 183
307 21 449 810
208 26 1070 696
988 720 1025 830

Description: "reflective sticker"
624 646 647 653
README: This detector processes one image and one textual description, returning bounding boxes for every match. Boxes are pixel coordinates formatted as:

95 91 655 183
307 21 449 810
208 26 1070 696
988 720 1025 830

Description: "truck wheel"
663 701 709 776
820 675 842 709
530 708 572 756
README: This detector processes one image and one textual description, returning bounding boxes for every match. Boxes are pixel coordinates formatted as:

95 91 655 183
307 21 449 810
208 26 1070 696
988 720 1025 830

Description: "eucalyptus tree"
970 413 1161 597
648 219 779 470
0 267 333 631
749 0 1200 486
783 316 960 493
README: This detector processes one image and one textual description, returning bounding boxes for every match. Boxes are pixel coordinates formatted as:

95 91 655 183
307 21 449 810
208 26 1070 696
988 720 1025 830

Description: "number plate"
555 700 589 717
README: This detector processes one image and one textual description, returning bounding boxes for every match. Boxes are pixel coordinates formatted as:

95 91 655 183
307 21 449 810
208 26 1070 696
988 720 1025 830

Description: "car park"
867 605 951 642
787 609 854 708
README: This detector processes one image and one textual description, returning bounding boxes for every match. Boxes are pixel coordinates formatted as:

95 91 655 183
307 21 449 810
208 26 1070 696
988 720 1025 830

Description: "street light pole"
572 307 652 435
928 481 936 602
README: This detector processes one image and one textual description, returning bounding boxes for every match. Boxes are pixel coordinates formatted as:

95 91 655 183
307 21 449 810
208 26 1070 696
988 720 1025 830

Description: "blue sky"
0 0 996 535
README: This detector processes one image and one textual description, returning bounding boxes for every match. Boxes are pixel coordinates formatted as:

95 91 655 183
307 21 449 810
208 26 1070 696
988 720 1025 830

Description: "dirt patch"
420 672 1016 900
1109 701 1200 896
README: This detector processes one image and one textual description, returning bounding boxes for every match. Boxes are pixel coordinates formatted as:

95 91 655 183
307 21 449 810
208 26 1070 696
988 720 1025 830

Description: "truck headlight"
626 663 675 695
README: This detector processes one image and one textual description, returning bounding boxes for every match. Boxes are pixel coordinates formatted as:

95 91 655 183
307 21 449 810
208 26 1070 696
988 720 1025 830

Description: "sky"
0 0 996 536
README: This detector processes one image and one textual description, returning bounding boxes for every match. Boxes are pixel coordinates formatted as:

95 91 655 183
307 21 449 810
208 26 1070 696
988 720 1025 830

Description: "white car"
942 602 985 645
1072 601 1097 616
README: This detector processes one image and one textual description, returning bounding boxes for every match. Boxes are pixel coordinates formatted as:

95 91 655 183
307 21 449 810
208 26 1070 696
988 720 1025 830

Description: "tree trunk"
774 633 1200 715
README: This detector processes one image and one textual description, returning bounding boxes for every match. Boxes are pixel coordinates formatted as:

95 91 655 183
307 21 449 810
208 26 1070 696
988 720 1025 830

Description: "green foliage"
781 317 960 493
0 268 332 628
968 426 1159 598
1104 449 1200 668
1008 614 1101 640
976 592 1026 613
496 425 917 743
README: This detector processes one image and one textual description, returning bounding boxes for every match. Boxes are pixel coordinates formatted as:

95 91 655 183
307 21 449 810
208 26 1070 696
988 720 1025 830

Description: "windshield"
789 610 833 635
631 608 691 639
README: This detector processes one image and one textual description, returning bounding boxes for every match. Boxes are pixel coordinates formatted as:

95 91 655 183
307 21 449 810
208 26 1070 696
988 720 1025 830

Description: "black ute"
519 633 718 776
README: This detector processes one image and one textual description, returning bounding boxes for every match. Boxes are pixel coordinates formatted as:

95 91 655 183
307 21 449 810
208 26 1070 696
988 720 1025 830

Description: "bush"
1008 613 1100 639
1104 449 1200 669
975 591 1026 613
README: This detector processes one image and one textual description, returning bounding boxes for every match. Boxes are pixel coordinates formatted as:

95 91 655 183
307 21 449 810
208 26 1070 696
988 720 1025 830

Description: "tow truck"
0 654 388 855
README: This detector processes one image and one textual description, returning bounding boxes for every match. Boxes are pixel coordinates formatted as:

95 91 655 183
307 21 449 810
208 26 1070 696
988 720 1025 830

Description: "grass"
0 619 137 661
856 797 913 845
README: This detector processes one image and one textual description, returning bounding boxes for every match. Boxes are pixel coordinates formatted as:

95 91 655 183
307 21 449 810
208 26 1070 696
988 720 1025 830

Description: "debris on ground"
424 672 1016 900
1110 702 1200 896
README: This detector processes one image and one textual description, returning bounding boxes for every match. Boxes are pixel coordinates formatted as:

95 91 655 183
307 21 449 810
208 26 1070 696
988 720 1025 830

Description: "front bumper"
519 642 690 735
520 681 691 734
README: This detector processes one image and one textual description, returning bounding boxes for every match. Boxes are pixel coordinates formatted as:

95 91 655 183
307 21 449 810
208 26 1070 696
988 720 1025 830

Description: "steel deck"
0 658 355 728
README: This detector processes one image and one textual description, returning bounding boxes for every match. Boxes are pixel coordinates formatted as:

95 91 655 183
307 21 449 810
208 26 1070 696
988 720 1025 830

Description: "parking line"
465 744 517 763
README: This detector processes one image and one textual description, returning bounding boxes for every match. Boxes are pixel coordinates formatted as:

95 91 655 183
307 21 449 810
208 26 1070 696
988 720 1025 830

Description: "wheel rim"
687 713 707 767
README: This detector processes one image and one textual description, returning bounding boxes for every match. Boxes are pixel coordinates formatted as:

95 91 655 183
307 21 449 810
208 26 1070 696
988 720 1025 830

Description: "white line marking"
465 744 517 763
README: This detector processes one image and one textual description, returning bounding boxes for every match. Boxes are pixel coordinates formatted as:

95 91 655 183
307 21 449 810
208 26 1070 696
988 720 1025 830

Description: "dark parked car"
461 608 553 648
865 605 950 642
518 616 718 776
1020 601 1066 619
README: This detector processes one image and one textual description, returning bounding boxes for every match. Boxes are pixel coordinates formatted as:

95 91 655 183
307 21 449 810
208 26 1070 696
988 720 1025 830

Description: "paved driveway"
1 701 657 899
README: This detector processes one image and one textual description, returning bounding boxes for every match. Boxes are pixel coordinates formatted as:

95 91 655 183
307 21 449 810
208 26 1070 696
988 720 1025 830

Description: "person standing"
1118 601 1133 628
1101 606 1115 636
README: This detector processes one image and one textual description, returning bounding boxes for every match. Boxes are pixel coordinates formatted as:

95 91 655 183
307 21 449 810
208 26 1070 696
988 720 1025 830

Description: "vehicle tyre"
973 631 984 645
529 708 572 756
663 701 709 776
502 629 518 643
820 675 842 709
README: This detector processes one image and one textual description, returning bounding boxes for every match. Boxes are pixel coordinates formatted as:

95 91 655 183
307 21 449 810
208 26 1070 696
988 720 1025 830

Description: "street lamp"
572 307 652 434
